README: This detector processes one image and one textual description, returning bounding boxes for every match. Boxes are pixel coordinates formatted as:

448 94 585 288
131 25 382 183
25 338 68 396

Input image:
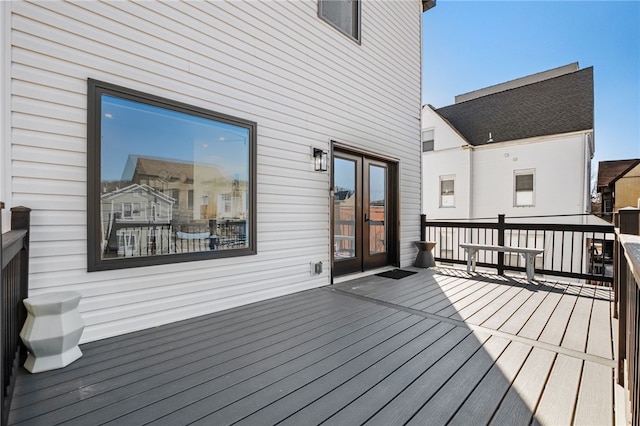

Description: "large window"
319 0 360 42
87 80 257 271
514 170 535 207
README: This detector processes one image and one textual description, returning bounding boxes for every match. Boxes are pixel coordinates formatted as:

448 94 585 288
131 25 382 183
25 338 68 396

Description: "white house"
0 0 435 343
422 63 594 223
421 63 607 274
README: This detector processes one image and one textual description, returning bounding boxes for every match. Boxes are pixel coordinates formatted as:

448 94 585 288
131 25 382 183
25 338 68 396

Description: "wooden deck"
8 268 616 425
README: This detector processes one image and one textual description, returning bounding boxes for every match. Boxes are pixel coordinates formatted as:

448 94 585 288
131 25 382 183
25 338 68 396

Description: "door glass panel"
369 164 386 255
334 157 356 260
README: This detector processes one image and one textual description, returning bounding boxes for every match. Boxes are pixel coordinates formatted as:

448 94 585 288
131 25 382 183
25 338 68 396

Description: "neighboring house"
421 63 604 274
597 158 640 222
422 63 594 222
100 183 175 257
0 1 435 342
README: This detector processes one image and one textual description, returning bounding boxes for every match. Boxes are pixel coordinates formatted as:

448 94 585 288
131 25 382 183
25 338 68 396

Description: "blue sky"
101 95 249 182
422 0 640 173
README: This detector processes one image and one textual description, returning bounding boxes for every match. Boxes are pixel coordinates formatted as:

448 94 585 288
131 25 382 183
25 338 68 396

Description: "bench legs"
465 249 478 274
465 248 538 281
522 253 537 281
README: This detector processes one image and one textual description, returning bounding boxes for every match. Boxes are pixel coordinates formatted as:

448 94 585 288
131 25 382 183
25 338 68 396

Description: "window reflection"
369 165 386 255
333 157 356 260
98 94 251 261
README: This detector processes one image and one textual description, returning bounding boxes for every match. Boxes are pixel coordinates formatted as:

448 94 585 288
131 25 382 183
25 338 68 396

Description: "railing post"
618 209 640 390
0 201 4 426
497 214 505 276
10 207 30 338
420 214 426 242
619 208 640 236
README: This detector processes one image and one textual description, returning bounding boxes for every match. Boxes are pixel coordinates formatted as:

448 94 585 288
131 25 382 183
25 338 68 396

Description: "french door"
332 149 398 276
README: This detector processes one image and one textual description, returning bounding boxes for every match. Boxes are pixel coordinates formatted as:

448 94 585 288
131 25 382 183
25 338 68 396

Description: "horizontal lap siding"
8 0 422 343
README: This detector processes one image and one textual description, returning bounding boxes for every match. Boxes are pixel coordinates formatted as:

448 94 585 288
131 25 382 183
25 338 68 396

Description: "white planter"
19 291 85 373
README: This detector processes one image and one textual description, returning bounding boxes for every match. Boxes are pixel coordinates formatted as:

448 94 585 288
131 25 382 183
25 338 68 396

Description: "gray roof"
435 67 594 146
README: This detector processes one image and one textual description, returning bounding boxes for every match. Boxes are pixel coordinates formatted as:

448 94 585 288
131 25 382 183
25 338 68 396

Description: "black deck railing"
615 209 640 426
421 213 615 286
0 205 30 426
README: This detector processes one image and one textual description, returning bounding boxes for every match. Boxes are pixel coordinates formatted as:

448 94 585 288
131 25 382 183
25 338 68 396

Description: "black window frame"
87 79 257 272
318 0 361 43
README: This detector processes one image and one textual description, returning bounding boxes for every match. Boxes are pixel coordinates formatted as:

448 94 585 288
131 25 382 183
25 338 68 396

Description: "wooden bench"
459 243 544 281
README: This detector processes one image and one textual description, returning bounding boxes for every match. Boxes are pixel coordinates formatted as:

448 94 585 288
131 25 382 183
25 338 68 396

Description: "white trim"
473 129 593 151
0 1 11 229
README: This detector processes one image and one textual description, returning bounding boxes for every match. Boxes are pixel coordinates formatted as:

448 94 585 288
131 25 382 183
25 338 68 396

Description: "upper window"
319 0 360 42
422 129 434 152
440 176 455 208
87 80 257 271
514 170 535 207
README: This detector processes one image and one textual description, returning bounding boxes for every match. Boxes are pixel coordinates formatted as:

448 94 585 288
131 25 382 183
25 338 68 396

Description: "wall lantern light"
313 148 328 172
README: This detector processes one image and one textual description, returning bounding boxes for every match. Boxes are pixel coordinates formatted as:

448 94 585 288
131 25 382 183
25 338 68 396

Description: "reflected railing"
103 220 247 259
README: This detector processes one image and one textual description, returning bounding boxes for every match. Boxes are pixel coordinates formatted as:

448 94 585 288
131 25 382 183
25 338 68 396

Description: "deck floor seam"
325 286 615 368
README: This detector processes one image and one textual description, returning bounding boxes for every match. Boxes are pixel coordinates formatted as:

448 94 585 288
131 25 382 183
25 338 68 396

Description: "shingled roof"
597 159 640 188
435 67 594 146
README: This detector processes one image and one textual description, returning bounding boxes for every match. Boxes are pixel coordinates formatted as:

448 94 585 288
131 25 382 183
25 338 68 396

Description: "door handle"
364 213 369 222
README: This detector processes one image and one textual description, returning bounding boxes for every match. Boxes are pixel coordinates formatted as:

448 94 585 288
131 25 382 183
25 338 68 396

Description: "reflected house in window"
100 184 175 257
121 155 245 223
114 155 249 255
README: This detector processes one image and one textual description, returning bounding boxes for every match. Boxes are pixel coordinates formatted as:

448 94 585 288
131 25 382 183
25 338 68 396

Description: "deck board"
71 306 404 425
8 267 616 426
448 340 532 425
11 293 373 406
152 314 424 426
573 361 614 426
479 282 537 330
360 331 491 426
561 285 595 352
588 287 614 359
406 334 511 425
532 354 583 425
320 326 472 426
276 322 458 426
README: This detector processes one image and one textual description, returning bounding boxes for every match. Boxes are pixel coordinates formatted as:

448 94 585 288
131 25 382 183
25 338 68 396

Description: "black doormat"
375 269 417 280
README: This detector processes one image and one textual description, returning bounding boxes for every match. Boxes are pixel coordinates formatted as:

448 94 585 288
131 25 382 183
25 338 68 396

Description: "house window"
422 129 434 152
319 0 360 42
440 176 455 208
87 79 257 271
169 189 180 207
515 170 535 207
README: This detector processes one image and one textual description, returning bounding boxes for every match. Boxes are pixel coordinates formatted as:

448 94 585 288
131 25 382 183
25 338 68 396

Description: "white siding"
421 105 471 218
472 133 589 219
4 0 422 343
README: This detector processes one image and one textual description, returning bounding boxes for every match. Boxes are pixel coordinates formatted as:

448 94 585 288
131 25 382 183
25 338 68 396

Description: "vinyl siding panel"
6 0 422 343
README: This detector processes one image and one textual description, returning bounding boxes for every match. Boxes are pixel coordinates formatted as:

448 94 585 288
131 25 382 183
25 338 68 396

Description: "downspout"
581 132 593 223
468 143 474 220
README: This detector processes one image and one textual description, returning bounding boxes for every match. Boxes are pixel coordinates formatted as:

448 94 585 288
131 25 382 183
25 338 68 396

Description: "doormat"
375 269 417 280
